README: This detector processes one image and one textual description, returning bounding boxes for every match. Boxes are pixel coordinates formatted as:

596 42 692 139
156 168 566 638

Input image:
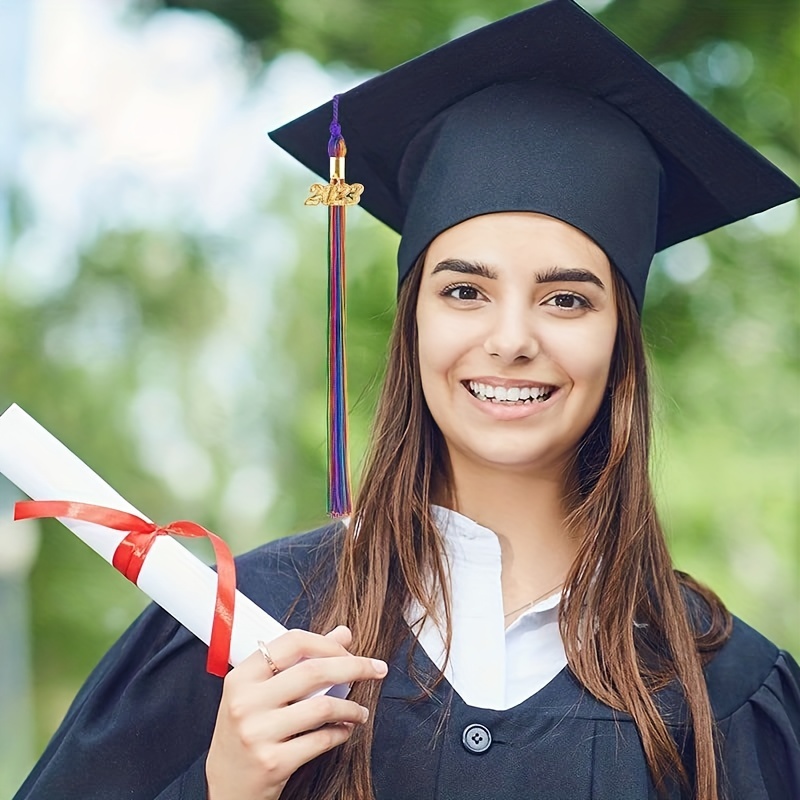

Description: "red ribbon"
14 500 235 677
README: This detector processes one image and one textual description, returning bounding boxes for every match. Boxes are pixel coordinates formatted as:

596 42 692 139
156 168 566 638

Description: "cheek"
417 329 453 415
416 304 470 382
548 323 616 391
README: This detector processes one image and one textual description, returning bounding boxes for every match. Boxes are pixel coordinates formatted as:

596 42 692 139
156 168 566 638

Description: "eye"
441 283 483 302
544 292 592 311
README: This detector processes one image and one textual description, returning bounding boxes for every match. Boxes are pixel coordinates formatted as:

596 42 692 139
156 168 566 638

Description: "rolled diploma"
0 403 339 689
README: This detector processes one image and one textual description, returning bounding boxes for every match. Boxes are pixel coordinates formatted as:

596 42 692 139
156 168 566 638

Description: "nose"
483 303 540 364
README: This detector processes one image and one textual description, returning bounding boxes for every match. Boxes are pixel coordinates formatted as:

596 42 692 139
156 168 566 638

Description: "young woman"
14 2 800 799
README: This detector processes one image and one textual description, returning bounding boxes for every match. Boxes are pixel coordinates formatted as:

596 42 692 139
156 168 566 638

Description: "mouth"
464 380 556 405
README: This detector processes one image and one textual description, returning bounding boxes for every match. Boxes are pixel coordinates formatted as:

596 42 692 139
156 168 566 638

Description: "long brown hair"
281 254 732 800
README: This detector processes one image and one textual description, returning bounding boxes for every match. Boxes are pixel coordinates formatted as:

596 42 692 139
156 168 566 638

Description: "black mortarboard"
269 0 799 310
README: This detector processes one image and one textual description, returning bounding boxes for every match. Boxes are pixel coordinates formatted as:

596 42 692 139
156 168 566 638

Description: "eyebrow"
431 258 498 279
535 266 606 291
431 259 606 291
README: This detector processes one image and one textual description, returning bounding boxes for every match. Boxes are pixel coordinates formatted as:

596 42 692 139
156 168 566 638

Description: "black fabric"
395 81 664 309
14 525 800 799
268 0 799 307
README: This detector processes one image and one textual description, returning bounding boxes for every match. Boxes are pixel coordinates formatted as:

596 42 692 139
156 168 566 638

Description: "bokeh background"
0 0 798 793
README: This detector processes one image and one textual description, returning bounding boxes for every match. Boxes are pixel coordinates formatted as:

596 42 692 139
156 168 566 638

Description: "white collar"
406 505 567 709
430 504 563 614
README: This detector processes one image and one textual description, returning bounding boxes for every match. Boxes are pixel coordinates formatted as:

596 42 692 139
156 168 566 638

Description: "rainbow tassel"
305 96 364 517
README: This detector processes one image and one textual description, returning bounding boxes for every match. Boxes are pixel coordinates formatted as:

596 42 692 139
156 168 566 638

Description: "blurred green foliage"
2 0 797 769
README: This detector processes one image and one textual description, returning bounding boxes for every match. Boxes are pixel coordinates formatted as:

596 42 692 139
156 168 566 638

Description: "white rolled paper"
0 403 344 694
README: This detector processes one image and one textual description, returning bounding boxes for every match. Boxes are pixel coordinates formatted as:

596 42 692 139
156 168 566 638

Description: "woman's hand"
205 626 387 800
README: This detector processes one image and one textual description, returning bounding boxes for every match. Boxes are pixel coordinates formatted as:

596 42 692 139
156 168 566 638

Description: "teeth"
466 382 553 404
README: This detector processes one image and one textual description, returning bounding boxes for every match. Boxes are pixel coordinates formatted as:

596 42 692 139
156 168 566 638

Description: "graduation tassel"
305 95 364 517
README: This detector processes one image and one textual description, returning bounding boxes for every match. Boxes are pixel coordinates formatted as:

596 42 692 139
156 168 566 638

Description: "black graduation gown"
14 525 800 800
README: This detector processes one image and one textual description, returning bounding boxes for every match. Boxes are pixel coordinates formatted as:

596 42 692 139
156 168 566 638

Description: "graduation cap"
268 0 800 516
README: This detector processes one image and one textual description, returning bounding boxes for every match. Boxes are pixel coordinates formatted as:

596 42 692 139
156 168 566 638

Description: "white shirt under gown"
406 505 568 711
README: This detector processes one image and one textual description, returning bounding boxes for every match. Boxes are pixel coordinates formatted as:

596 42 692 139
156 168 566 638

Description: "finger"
261 696 369 742
267 629 354 671
272 722 356 776
266 654 387 701
325 625 352 648
222 723 356 791
232 629 354 683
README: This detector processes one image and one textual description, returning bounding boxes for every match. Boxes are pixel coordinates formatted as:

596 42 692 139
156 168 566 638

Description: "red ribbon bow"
14 500 235 677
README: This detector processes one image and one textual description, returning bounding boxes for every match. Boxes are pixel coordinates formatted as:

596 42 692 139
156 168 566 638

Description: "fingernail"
371 659 388 675
360 705 370 721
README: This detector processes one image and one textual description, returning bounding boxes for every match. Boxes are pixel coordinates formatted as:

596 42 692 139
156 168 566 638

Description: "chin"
448 436 575 478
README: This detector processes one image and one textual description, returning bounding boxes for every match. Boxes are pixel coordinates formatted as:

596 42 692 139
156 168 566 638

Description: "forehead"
423 212 612 280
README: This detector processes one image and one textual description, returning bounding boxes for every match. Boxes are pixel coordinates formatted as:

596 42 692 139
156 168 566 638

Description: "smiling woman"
13 2 800 800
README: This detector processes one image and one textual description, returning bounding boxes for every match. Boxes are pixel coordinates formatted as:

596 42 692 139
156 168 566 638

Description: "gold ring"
256 640 280 676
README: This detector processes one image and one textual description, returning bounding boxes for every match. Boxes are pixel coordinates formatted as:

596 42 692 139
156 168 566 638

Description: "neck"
440 457 579 614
